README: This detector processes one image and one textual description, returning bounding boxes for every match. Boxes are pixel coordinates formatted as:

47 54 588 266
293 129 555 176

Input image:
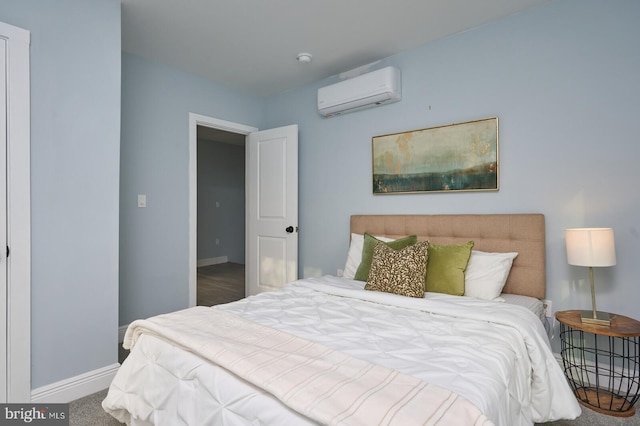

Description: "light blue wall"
197 140 245 263
119 53 263 325
266 0 640 351
0 0 121 388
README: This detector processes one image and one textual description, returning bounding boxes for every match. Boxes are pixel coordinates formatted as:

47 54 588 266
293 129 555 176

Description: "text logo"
0 404 68 425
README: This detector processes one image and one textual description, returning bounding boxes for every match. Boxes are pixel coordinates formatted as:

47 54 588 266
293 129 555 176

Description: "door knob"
285 226 294 233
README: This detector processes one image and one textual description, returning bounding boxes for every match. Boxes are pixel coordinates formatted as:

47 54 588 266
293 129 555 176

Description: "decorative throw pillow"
464 250 518 300
365 241 430 298
354 233 418 281
425 241 474 296
343 233 394 279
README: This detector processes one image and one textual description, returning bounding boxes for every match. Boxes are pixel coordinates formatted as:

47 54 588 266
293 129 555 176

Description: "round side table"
556 310 640 417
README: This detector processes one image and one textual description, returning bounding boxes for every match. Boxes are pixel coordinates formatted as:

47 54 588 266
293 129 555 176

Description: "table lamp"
565 228 616 326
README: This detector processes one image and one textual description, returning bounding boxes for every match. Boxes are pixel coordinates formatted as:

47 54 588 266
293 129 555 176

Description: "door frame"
1 21 31 402
188 113 257 307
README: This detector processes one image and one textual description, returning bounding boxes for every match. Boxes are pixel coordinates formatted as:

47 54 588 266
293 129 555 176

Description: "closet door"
1 20 31 403
0 36 7 404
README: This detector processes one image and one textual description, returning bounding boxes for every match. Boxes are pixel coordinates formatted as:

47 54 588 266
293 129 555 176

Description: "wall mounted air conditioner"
317 66 401 117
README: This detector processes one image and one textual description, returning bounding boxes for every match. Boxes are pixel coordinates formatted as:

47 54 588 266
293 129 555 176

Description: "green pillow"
354 233 418 281
425 241 474 295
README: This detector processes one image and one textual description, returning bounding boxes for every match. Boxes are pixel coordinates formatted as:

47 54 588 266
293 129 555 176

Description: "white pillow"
464 250 518 300
343 233 394 279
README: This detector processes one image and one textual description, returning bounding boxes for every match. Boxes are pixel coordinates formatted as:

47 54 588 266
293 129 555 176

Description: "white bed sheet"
104 276 580 426
499 293 552 338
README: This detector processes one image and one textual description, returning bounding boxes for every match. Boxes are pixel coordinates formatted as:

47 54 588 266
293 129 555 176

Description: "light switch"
137 194 147 208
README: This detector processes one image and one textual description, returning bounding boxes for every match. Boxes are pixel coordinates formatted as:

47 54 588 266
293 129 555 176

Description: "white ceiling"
121 0 550 98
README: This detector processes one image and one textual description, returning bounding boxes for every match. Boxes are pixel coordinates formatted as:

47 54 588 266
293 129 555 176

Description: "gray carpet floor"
69 388 121 425
74 387 640 425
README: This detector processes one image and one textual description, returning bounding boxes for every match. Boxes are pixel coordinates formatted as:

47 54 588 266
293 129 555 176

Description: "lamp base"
581 310 611 327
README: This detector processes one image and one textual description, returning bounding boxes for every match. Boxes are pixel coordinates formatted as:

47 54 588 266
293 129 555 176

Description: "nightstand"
556 310 640 417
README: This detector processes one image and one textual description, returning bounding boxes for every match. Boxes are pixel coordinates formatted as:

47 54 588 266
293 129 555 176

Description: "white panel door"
247 125 298 295
0 37 7 403
1 20 31 403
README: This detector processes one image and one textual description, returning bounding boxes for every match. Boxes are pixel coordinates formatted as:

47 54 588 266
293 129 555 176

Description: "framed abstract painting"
372 117 499 194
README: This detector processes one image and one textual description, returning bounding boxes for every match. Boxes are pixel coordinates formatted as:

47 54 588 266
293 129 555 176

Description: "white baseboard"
197 256 228 267
31 363 120 403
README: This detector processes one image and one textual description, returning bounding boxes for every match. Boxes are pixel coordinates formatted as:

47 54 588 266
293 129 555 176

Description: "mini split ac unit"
317 66 401 117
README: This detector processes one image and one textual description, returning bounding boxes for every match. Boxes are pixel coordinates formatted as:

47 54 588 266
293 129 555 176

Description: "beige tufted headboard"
350 214 545 299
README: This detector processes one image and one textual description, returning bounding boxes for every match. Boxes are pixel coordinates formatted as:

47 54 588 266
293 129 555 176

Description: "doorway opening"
196 125 246 306
189 114 298 302
188 113 258 307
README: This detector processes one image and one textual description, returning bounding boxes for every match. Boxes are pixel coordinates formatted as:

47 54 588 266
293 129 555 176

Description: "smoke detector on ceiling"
296 53 312 64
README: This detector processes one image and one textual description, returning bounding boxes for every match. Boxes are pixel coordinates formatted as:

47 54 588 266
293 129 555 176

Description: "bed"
103 213 581 425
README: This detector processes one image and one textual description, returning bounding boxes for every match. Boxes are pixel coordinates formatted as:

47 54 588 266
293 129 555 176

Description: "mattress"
103 276 580 425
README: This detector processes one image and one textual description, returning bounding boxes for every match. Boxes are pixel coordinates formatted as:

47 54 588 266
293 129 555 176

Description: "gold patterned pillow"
365 241 429 298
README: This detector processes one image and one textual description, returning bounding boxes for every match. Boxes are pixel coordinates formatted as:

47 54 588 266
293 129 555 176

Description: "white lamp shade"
565 228 616 267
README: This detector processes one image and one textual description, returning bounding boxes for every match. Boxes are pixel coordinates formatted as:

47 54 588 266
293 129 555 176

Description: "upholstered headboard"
350 214 545 299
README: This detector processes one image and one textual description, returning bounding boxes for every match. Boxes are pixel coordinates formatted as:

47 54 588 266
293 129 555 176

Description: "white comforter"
104 276 580 425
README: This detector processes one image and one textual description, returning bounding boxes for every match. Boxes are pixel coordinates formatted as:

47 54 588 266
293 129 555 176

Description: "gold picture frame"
372 117 499 194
